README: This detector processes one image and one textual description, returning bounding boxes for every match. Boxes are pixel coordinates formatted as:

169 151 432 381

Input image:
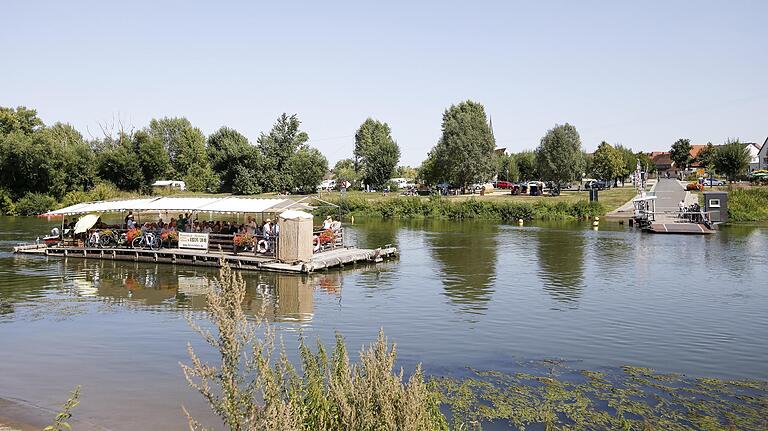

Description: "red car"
494 180 514 189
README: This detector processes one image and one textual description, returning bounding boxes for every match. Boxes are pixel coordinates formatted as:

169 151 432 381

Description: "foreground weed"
181 262 447 431
44 386 81 431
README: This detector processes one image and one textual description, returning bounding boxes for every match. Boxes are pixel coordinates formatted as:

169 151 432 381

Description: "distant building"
757 137 768 171
648 152 676 176
152 180 186 191
688 144 709 169
743 142 762 172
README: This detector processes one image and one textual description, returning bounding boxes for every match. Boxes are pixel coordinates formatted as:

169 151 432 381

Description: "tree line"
1 101 754 216
0 106 407 215
414 100 655 191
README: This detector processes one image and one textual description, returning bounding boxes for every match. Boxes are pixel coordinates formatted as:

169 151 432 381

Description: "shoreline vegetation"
6 184 768 223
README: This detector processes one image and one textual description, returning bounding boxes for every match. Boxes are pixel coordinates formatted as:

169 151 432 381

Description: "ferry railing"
226 233 277 257
312 227 344 254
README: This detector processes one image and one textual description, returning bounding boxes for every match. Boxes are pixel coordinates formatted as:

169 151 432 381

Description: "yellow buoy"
594 216 600 222
518 218 524 225
592 220 599 227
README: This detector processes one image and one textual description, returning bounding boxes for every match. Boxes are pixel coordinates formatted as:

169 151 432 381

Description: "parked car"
493 180 514 189
702 178 725 186
584 180 610 190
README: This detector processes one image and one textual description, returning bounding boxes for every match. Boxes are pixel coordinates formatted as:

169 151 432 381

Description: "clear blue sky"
2 1 766 165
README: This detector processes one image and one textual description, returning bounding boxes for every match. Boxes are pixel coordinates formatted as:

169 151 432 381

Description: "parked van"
318 179 337 191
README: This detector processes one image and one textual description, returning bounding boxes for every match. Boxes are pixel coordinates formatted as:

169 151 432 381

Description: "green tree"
15 192 58 216
515 151 538 182
505 154 520 182
428 100 496 191
184 164 220 193
207 127 261 192
417 150 443 186
670 138 692 171
714 139 750 182
695 142 718 174
535 123 585 187
148 117 208 178
354 118 400 189
231 165 263 195
134 130 170 192
615 144 637 185
288 147 328 193
395 165 418 180
636 152 655 174
258 113 309 192
96 133 144 191
44 123 96 198
591 142 624 183
333 158 361 188
0 124 95 200
583 151 594 179
0 106 44 135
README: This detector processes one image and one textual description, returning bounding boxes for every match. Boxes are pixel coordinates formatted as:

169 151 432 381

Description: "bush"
0 188 17 215
15 192 57 216
729 187 768 222
318 195 602 221
182 264 448 431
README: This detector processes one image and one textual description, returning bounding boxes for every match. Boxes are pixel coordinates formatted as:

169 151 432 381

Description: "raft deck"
645 222 716 234
12 244 398 274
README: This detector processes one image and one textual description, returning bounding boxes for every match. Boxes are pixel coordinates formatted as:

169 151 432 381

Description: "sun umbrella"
73 213 102 234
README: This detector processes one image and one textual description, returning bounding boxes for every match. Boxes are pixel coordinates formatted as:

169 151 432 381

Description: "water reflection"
426 221 498 315
0 258 350 323
535 227 585 306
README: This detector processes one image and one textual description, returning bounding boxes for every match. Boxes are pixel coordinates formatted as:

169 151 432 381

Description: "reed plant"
728 187 768 222
181 263 448 431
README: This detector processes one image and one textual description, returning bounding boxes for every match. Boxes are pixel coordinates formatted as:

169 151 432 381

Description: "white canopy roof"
44 197 290 216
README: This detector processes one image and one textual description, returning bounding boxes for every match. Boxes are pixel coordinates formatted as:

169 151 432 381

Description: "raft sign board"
178 232 209 250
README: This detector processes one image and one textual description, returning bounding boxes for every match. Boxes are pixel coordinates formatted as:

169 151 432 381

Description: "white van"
317 179 337 191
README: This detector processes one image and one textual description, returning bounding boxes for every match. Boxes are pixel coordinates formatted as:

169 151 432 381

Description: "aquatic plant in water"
432 362 768 430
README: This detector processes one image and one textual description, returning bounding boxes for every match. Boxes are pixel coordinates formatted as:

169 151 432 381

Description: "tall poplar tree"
353 118 400 190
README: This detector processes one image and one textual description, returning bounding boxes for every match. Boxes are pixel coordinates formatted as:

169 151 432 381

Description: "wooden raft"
12 244 398 274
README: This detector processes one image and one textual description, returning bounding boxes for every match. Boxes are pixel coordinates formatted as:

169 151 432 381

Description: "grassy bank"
1 182 639 221
316 195 623 221
728 187 768 222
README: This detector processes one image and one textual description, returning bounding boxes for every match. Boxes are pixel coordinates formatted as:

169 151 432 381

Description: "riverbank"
1 184 637 221
691 186 768 222
318 187 639 221
728 187 768 222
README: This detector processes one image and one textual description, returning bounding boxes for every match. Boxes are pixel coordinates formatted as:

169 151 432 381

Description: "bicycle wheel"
99 235 113 248
150 236 161 251
131 237 143 249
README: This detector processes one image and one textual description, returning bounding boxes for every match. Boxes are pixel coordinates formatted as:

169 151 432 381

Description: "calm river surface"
1 216 767 429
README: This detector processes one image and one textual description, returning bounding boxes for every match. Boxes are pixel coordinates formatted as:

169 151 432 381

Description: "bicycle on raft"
131 231 162 250
86 229 124 248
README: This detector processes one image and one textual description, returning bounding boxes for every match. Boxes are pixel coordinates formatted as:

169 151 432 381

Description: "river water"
1 216 767 429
